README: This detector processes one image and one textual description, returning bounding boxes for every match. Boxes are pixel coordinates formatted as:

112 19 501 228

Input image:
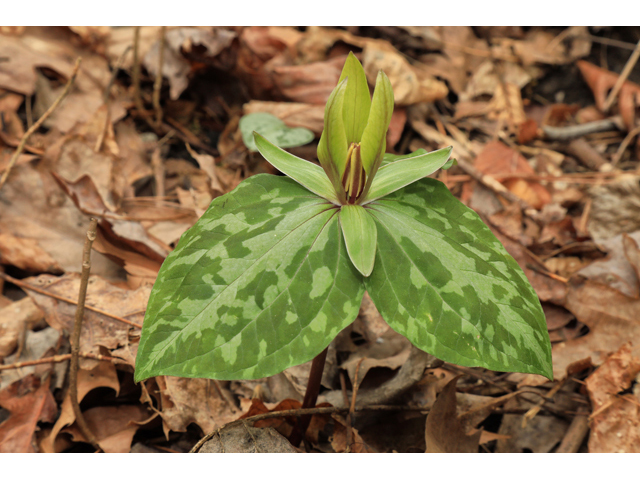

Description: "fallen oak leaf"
0 374 57 453
425 376 481 453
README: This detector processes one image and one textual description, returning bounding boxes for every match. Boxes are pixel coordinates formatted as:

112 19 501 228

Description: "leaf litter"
1 25 640 452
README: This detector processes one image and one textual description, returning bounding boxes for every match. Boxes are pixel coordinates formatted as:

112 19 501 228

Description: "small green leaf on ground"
240 112 314 152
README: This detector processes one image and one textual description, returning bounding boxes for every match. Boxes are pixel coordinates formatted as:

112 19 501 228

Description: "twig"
0 58 81 192
151 147 165 205
522 378 566 428
153 26 166 127
132 27 144 115
581 34 638 51
612 125 640 167
190 404 432 453
25 94 33 130
0 272 143 329
542 118 621 141
69 218 100 451
602 39 640 112
556 406 590 453
0 352 125 371
566 138 612 172
339 371 352 450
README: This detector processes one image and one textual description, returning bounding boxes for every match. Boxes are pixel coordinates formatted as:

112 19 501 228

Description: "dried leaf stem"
0 58 81 192
153 26 166 127
132 26 144 114
542 117 622 141
0 272 143 329
69 217 100 450
0 352 124 371
602 39 640 112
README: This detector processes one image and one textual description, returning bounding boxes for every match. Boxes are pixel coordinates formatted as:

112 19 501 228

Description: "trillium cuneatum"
135 53 553 384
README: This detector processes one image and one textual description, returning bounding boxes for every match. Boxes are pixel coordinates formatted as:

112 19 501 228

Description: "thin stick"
602 39 640 112
0 272 142 329
556 406 590 453
0 58 81 192
25 94 33 130
542 118 621 141
0 352 125 371
153 26 166 127
288 347 328 447
611 125 640 167
132 26 144 114
69 218 100 451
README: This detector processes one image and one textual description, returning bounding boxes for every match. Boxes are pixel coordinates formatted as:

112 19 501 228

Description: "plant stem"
288 347 328 447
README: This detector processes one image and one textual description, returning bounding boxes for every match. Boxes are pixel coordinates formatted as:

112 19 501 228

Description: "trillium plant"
135 53 553 393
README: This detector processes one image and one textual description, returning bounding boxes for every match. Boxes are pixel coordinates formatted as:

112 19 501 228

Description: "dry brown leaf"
577 231 640 297
425 377 481 453
243 100 325 135
362 42 448 106
554 276 640 380
0 232 62 273
586 343 640 453
331 414 376 453
154 376 239 437
197 423 298 453
578 60 640 130
41 361 120 453
0 297 44 358
588 176 640 242
63 404 150 453
144 27 237 100
0 374 57 453
496 411 569 453
474 141 551 210
239 398 301 439
24 273 149 368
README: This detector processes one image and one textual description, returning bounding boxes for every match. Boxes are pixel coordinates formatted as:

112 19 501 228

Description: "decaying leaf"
196 423 298 453
0 374 57 453
586 343 640 453
425 377 481 453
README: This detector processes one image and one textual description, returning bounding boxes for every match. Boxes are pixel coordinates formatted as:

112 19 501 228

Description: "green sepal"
364 178 553 379
338 52 371 145
362 146 453 204
442 158 458 170
134 175 365 381
254 133 339 205
339 205 377 277
359 70 394 176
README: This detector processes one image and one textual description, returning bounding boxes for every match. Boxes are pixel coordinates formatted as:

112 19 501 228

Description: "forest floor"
1 26 640 453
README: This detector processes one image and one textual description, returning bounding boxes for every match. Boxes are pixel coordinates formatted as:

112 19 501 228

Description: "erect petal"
338 52 372 145
317 79 348 201
359 70 394 176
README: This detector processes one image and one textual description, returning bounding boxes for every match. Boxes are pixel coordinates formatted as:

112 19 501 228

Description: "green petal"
254 133 339 205
365 178 553 379
360 70 394 176
339 205 377 277
338 52 371 145
362 146 453 204
135 175 365 381
318 78 348 180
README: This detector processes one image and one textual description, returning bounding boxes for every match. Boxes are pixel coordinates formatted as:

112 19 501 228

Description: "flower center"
341 143 366 204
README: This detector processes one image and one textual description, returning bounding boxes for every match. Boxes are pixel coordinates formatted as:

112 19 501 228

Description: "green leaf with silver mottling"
364 178 553 379
338 52 371 145
254 133 339 205
240 112 314 152
362 146 453 204
135 175 365 381
339 205 377 277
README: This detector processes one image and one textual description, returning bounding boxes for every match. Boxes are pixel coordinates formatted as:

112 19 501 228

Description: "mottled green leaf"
339 205 377 277
338 52 371 145
365 179 552 379
135 175 365 381
360 71 393 175
240 112 314 152
254 133 339 205
362 146 452 204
